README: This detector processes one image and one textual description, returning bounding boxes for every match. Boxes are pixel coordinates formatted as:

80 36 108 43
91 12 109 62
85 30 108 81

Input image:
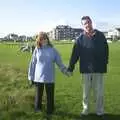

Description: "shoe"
34 108 42 112
47 108 54 114
96 113 104 116
47 111 53 115
80 109 89 116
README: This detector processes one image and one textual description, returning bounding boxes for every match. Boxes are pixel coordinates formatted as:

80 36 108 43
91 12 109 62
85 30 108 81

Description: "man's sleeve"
68 39 80 72
102 33 109 64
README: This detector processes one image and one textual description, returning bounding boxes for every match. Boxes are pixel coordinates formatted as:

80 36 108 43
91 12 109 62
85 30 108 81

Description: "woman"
28 32 69 114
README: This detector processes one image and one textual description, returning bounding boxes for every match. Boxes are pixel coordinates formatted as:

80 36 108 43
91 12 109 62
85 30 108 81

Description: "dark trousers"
35 83 54 114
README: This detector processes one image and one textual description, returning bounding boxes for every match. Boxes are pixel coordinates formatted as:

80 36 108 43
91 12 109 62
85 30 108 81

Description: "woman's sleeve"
28 48 37 81
54 48 67 74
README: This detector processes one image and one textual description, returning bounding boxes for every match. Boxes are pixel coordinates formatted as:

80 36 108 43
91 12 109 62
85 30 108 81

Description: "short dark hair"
81 16 91 21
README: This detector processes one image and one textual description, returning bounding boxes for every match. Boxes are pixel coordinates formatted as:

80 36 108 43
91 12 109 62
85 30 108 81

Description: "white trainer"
80 109 89 116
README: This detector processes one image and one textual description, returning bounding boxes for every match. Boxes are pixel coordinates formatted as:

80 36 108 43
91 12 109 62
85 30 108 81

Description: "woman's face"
39 36 47 46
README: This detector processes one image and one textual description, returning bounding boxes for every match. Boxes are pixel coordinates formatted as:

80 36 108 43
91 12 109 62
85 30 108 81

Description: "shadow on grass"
103 114 120 120
54 111 120 120
1 110 120 120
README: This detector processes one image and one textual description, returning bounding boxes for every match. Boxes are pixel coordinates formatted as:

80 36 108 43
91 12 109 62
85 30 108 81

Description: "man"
68 16 109 117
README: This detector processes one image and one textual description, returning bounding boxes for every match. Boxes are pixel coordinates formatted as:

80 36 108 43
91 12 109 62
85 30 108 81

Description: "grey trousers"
82 73 104 115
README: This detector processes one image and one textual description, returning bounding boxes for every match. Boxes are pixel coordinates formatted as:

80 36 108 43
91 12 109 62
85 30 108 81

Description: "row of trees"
0 33 35 42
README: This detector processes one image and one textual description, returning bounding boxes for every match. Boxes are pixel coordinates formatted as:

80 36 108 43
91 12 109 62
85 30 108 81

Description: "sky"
0 0 120 37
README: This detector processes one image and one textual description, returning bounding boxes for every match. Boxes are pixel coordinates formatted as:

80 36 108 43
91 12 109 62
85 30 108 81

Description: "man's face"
81 19 93 33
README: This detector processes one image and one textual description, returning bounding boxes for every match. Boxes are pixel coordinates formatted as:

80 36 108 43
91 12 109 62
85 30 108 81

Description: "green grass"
0 42 120 120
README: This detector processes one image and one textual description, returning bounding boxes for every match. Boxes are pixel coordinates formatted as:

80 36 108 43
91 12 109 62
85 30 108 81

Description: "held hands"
65 71 73 77
63 68 73 77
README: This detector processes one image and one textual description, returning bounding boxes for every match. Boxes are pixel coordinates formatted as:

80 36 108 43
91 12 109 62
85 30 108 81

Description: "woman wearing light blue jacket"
28 32 70 114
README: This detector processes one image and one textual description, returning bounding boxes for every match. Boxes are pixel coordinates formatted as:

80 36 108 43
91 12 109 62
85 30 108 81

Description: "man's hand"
64 69 73 77
66 71 73 77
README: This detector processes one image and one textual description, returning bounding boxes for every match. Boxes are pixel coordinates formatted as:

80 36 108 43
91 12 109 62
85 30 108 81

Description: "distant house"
115 28 120 37
107 28 120 40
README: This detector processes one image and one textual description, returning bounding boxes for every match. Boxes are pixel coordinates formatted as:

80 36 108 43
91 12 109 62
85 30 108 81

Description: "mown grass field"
0 42 120 120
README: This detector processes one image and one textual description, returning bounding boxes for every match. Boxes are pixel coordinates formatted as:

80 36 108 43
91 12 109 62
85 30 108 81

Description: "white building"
107 28 120 40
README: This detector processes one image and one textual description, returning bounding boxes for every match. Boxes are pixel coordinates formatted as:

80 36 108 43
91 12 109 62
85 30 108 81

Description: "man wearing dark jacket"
68 16 109 117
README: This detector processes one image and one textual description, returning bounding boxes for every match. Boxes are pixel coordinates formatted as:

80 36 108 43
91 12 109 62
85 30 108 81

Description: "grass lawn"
0 42 120 120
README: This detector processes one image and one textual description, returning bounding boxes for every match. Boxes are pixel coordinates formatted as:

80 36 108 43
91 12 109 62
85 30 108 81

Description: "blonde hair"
36 32 52 48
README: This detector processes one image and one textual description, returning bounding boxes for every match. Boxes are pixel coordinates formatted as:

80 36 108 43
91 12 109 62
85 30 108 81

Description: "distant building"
49 25 73 40
72 28 83 39
49 25 83 40
102 31 108 38
107 28 120 40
